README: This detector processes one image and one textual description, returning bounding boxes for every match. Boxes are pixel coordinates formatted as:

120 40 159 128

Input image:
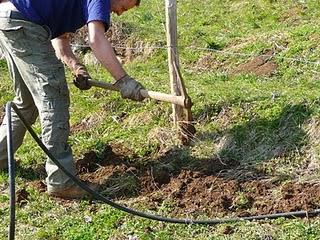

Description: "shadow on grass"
90 103 314 199
16 164 46 181
12 103 313 200
214 103 313 165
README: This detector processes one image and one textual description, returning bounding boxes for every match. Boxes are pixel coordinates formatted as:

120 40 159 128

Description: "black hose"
6 102 15 240
6 101 320 236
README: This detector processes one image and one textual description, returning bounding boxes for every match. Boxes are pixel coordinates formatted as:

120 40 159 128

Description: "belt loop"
42 25 52 40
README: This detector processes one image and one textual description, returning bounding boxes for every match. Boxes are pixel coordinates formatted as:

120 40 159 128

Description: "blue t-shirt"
10 0 111 39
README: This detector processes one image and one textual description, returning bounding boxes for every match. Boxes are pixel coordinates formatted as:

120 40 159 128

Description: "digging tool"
87 79 192 108
87 78 195 144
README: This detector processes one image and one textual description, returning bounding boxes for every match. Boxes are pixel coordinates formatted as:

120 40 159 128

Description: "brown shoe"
0 161 8 170
48 182 99 199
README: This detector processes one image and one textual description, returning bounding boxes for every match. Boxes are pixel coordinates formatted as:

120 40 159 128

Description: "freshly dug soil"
68 143 320 218
232 50 277 76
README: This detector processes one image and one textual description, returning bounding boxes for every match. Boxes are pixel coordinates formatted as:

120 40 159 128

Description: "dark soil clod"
16 188 29 207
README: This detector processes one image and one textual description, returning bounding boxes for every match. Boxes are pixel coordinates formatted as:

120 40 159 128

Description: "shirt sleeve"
85 0 111 30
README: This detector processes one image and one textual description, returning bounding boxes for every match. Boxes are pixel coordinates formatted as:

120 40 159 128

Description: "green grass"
1 0 320 239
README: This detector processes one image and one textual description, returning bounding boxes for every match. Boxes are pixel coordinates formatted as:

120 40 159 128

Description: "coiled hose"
6 101 320 240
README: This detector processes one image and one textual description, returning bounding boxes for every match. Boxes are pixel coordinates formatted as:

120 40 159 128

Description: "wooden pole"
165 0 183 124
165 0 196 144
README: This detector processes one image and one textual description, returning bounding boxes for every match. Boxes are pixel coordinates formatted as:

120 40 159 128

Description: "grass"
1 0 320 239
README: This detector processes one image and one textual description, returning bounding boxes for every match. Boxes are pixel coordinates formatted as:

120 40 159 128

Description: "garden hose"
6 103 15 240
5 101 320 239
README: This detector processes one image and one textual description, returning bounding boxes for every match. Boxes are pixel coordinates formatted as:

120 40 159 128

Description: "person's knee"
12 100 38 125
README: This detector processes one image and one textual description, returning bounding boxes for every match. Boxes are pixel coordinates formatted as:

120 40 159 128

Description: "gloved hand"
72 63 92 90
114 74 145 101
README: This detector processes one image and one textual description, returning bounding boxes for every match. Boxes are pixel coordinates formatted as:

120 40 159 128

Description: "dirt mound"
151 172 320 217
232 50 277 76
56 144 320 218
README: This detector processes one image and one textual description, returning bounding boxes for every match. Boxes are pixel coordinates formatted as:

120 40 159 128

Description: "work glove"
114 74 145 101
72 63 92 90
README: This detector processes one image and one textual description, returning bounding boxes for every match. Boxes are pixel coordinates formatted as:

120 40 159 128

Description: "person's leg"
0 28 38 170
0 19 76 184
0 18 97 198
20 29 98 197
10 21 77 188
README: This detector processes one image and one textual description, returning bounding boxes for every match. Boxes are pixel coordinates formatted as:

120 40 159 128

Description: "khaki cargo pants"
0 15 76 190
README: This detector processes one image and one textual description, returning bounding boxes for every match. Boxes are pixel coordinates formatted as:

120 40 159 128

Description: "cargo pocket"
0 25 30 57
36 64 69 100
41 107 70 146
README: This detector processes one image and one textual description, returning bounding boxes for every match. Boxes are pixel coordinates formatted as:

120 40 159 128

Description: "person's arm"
87 21 126 81
51 34 91 90
51 33 81 72
87 20 145 101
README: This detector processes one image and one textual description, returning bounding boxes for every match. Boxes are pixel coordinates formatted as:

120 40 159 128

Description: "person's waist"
0 10 29 22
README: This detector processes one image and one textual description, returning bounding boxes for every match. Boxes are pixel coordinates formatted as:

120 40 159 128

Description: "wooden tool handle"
88 79 186 107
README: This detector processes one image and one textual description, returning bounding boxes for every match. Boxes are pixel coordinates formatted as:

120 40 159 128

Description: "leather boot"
48 181 99 199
